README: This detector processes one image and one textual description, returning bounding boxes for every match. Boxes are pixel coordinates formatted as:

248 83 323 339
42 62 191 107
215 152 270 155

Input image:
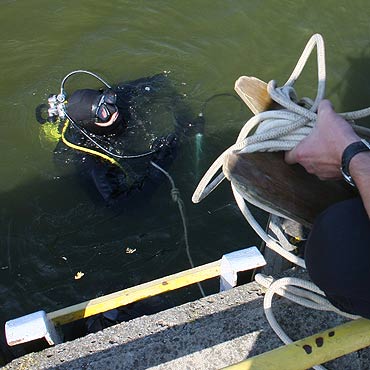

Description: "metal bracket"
220 246 266 291
5 310 61 346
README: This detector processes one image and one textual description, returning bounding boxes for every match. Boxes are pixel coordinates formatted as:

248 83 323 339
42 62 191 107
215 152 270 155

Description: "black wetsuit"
54 74 201 204
305 197 370 318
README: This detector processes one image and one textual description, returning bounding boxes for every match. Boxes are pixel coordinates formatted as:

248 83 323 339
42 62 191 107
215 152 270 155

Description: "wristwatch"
341 139 370 187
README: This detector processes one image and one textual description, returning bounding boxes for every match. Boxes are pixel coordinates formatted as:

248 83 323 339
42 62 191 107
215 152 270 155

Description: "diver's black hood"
67 89 124 135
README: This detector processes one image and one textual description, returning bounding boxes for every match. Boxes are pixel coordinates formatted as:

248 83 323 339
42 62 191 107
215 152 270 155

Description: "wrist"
341 139 370 186
336 130 360 161
349 150 370 181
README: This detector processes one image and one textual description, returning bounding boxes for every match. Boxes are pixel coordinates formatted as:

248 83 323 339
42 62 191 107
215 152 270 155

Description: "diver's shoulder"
115 73 172 93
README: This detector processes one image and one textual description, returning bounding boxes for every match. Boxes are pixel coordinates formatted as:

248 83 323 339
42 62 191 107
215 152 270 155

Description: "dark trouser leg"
305 197 370 318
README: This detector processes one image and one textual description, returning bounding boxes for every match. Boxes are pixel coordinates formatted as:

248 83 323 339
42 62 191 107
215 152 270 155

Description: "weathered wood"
234 76 280 114
224 151 357 227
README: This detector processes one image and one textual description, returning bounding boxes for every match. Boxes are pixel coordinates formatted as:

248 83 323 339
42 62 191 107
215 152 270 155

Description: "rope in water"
150 161 206 298
192 33 368 368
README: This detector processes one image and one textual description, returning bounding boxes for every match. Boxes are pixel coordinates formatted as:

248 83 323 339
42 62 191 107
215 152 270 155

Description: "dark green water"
2 0 370 362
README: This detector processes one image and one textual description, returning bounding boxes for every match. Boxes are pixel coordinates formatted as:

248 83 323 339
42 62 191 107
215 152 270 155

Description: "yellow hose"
61 119 123 170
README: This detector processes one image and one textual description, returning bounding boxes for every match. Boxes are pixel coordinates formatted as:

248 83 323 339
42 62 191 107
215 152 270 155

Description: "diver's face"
94 111 119 127
93 90 118 125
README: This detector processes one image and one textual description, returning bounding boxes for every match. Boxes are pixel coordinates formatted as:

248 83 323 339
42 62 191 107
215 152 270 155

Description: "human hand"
285 99 360 180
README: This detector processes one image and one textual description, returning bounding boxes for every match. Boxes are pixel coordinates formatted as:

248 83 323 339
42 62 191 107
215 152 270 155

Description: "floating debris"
125 247 137 254
74 271 85 280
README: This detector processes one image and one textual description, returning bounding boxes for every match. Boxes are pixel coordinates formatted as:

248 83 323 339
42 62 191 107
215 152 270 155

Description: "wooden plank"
47 261 221 326
234 76 280 114
224 151 357 227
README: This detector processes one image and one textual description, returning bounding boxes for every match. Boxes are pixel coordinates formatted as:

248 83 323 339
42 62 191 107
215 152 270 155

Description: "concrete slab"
3 269 370 370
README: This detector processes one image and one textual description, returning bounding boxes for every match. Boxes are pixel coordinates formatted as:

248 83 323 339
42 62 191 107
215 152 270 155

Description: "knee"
305 197 369 293
304 202 339 291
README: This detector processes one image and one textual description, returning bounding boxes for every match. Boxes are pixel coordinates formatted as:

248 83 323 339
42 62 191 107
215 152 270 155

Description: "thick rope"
232 184 306 268
192 34 369 364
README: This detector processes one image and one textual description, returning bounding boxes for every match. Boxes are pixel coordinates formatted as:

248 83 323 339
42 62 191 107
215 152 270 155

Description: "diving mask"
94 90 118 122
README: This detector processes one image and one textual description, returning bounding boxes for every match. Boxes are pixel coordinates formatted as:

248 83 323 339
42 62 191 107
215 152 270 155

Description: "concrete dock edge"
3 269 370 370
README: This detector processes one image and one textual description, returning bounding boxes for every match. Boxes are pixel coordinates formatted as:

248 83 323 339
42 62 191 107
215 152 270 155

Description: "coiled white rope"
192 33 368 366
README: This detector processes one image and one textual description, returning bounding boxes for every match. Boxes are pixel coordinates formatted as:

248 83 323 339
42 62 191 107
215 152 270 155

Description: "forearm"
349 151 370 218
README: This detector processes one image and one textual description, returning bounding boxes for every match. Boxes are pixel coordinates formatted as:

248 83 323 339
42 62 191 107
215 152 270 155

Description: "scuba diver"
37 70 203 204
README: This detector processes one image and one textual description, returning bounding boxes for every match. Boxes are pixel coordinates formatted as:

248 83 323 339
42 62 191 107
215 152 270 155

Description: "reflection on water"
2 0 370 363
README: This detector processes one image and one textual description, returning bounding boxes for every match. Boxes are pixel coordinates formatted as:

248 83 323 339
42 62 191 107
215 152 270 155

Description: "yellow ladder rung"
48 261 221 326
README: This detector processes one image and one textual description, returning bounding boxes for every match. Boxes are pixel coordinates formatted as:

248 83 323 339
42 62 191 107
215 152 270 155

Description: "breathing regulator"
46 93 67 122
36 69 112 124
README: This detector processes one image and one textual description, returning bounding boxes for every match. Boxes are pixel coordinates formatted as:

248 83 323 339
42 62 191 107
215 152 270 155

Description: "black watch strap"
341 139 370 187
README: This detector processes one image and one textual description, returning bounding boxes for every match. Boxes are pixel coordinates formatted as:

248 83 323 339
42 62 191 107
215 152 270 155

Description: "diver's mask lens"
95 90 117 122
102 90 116 105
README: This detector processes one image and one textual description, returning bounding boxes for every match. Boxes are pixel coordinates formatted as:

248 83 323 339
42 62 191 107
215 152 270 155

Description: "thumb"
318 99 334 113
284 147 298 164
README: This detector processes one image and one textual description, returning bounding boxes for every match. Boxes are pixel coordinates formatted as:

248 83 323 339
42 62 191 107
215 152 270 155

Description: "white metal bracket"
220 246 266 291
5 310 61 346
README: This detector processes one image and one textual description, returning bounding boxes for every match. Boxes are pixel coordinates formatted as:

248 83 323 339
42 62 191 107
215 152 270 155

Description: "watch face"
341 166 355 187
362 139 370 150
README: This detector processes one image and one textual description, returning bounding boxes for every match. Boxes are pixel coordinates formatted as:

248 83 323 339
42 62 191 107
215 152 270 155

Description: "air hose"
61 119 123 169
